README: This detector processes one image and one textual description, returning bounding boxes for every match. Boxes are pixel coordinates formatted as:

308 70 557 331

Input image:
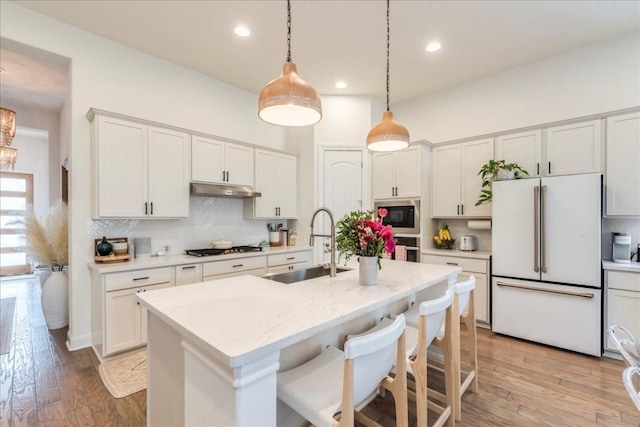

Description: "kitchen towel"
395 245 407 262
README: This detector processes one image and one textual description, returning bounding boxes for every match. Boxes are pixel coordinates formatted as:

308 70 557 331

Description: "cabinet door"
140 282 174 344
105 287 142 355
275 154 297 218
432 145 461 217
459 272 488 324
96 116 148 217
175 264 202 286
225 142 254 186
148 127 190 218
461 139 493 217
495 130 542 177
253 150 277 218
606 288 640 352
191 136 225 183
395 146 422 198
545 119 602 176
372 152 395 199
606 112 640 216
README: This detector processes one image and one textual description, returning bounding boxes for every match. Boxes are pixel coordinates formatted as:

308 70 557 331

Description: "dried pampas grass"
25 200 68 268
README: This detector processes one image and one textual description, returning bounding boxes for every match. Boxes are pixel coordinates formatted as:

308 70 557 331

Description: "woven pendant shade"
1 108 16 146
366 111 410 152
258 62 322 127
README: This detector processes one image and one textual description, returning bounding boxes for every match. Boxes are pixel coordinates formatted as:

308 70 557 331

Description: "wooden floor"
1 276 638 426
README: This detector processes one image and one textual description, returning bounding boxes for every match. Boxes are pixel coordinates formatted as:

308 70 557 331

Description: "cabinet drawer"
105 267 173 292
268 250 313 267
202 256 267 277
607 270 640 292
422 255 487 274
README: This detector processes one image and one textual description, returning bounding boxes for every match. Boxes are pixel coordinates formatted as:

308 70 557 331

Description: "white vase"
41 270 69 329
495 169 515 181
359 256 379 286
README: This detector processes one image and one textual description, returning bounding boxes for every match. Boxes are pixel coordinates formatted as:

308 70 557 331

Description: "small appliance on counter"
459 235 478 251
612 233 631 264
133 237 151 258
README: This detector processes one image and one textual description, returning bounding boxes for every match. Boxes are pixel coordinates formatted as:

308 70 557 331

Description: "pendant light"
258 0 322 127
0 108 18 171
366 0 410 152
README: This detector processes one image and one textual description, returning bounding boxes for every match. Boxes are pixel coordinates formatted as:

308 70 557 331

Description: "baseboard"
66 331 91 351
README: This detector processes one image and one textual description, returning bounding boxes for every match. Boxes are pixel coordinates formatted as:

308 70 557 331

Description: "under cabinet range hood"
190 183 261 198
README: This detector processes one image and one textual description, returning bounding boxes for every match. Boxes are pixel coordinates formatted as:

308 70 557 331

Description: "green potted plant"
475 159 528 206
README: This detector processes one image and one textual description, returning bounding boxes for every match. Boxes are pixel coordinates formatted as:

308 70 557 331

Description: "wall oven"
374 200 420 234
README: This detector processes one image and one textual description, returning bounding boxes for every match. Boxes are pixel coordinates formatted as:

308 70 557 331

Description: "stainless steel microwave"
374 200 420 234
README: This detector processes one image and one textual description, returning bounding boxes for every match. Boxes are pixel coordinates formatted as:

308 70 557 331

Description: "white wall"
1 2 288 349
395 31 640 144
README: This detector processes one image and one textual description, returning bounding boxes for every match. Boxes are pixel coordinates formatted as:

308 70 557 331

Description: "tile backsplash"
88 197 282 256
602 217 640 262
435 219 492 252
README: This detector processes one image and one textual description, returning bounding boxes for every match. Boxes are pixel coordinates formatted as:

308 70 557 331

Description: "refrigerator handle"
534 186 539 273
541 185 547 273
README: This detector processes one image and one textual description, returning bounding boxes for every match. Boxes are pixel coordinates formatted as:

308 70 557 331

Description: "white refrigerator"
492 173 602 356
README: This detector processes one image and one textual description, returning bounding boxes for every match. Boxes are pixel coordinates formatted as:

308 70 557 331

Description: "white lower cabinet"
604 270 640 353
202 256 268 281
175 264 203 286
93 267 175 358
267 249 313 274
421 254 490 326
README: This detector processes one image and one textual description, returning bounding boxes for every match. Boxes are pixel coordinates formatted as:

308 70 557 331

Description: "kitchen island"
136 259 461 426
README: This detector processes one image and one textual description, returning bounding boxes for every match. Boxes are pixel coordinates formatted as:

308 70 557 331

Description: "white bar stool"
622 366 640 412
405 275 478 421
608 325 640 367
277 314 408 427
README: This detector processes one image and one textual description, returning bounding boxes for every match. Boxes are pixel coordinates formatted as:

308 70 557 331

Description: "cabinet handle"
446 262 459 266
548 161 551 174
461 204 464 215
286 257 295 260
289 265 294 270
226 171 230 182
145 202 148 215
150 202 153 215
133 277 150 281
182 266 196 270
222 171 226 182
232 264 244 268
395 187 398 196
536 162 540 175
457 205 460 215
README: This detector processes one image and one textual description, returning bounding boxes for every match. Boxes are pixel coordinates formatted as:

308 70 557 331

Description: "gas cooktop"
185 246 263 257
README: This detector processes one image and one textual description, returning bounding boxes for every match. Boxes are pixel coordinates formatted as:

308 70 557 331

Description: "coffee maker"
612 233 631 264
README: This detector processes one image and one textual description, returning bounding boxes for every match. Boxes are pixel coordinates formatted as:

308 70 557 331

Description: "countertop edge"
602 260 640 272
422 248 492 260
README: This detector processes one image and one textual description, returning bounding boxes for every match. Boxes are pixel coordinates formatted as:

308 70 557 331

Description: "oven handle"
496 281 594 299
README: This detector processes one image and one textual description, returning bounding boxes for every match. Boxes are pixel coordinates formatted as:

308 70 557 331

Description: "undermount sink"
262 265 351 284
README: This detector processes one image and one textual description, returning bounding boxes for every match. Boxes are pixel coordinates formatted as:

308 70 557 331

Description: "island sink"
262 265 351 284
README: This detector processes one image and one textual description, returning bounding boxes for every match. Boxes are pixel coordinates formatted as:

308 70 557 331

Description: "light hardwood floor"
0 276 638 426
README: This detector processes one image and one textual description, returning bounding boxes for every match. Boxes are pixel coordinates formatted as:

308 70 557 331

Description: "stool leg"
451 293 462 421
466 289 479 394
441 305 456 427
411 317 429 427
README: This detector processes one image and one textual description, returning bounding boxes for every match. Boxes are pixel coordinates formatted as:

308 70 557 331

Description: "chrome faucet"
309 207 337 277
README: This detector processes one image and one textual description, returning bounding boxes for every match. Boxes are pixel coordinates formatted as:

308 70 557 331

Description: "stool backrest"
622 366 640 412
344 314 405 406
608 325 640 368
454 276 476 316
418 289 453 345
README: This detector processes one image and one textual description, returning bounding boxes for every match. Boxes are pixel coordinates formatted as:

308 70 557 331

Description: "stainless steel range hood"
190 183 261 198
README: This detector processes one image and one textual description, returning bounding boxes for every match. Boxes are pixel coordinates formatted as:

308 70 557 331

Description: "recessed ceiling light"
426 42 441 52
234 26 251 37
335 81 347 89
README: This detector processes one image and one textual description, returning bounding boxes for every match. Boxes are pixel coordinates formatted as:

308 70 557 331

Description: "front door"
1 172 34 276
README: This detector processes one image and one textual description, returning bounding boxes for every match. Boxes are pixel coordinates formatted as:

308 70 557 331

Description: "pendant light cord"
286 0 292 62
386 0 390 112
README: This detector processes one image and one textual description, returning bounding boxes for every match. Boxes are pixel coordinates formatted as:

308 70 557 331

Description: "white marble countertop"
602 260 640 272
136 259 460 367
87 246 312 273
422 248 492 260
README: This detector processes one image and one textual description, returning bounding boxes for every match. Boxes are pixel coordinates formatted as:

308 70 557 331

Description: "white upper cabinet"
495 130 543 177
432 138 493 218
544 119 602 176
372 145 421 200
606 112 640 216
244 150 297 219
90 112 190 218
192 135 254 186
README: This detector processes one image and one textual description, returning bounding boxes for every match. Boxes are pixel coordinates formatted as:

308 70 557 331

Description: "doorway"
0 172 34 276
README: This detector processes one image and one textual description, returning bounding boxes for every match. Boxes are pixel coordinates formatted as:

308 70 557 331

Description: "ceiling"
2 0 640 111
